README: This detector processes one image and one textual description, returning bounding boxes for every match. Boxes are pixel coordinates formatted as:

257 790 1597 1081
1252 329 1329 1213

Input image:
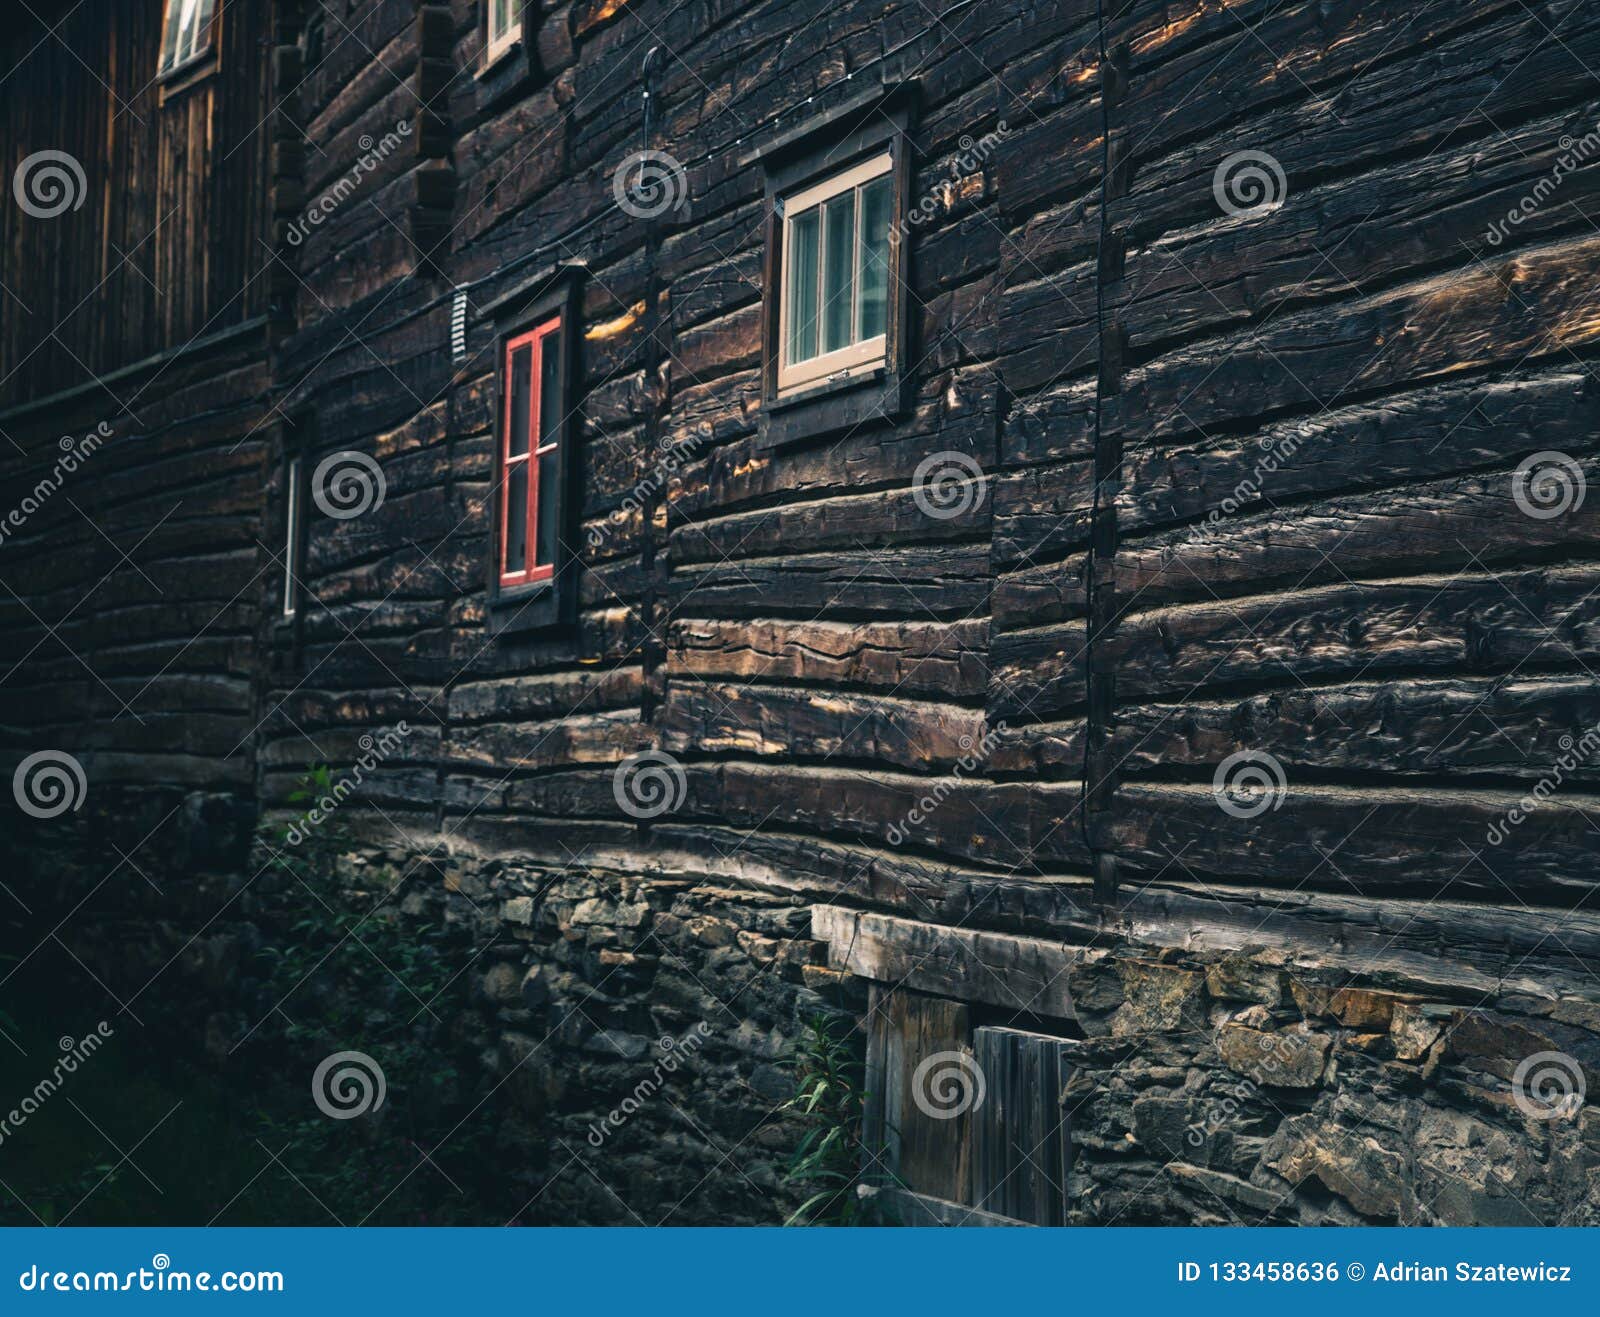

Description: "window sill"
158 50 219 105
473 29 540 114
488 577 563 637
775 353 889 403
758 365 908 450
476 37 522 80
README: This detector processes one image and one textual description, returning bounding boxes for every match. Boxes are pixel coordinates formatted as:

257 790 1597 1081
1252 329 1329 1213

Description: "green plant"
237 765 509 1223
779 1015 872 1226
0 766 523 1226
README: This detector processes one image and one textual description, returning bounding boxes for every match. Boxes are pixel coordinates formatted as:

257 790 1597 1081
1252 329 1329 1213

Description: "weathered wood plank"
1106 568 1600 698
814 906 1082 1018
1114 676 1600 782
667 617 991 697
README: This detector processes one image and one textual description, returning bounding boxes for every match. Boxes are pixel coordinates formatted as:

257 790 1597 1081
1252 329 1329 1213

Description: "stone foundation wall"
1059 951 1600 1226
412 842 861 1225
6 795 856 1225
8 793 1597 1226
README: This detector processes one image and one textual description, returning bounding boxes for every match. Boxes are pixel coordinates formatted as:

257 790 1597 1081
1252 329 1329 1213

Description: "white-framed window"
485 0 519 64
282 456 302 620
159 0 218 77
777 153 894 396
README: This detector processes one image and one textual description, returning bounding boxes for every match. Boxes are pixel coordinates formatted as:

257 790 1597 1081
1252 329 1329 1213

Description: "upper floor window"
485 0 520 65
498 316 563 589
160 0 217 77
778 154 894 396
754 87 913 448
482 267 581 636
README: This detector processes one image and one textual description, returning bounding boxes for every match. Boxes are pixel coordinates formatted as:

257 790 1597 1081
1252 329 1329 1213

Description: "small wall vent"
450 287 469 364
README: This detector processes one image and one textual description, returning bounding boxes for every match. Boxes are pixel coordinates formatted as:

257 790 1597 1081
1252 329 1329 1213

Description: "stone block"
1217 1023 1330 1088
1205 953 1287 1006
1262 1119 1412 1220
1391 1001 1449 1061
1110 960 1206 1037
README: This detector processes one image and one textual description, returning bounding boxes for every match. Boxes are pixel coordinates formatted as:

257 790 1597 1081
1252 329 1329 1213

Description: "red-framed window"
498 314 564 588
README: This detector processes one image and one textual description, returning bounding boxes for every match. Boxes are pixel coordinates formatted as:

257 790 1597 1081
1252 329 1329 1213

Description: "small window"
497 316 563 588
482 268 580 636
777 154 894 396
754 86 913 448
282 456 303 620
160 0 218 77
485 0 519 65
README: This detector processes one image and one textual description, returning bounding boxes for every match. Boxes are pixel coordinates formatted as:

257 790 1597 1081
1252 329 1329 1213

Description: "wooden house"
2 0 1598 1225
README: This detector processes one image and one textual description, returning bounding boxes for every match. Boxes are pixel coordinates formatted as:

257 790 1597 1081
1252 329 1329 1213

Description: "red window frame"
498 314 563 588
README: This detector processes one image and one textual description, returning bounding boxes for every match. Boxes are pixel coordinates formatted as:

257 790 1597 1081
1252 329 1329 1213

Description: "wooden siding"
1 0 1595 982
0 1 273 408
0 327 270 794
254 0 1600 961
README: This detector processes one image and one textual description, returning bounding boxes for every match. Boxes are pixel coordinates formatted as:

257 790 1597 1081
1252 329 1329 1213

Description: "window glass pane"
171 0 207 63
493 0 510 38
538 328 561 448
507 343 532 457
821 190 857 355
161 1 184 68
856 176 892 342
195 0 217 52
534 450 560 568
504 462 528 576
786 209 820 365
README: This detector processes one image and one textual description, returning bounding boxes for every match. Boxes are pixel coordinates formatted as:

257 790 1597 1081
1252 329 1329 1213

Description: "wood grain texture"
5 0 1599 988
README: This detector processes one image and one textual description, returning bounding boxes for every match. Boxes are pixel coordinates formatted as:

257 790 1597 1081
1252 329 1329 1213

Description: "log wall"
4 0 1599 1226
0 1 273 409
250 0 1600 1222
245 0 1600 959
